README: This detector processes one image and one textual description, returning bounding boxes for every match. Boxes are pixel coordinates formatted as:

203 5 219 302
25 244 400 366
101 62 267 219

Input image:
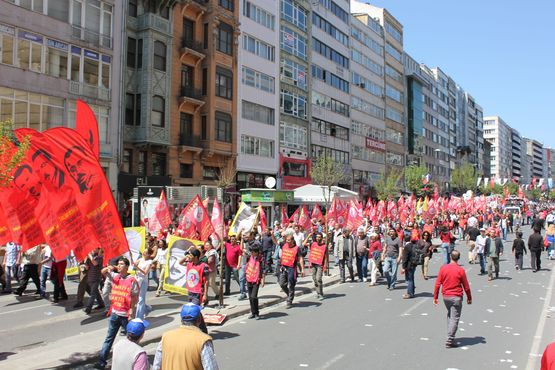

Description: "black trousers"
531 250 542 271
17 264 40 294
247 282 260 315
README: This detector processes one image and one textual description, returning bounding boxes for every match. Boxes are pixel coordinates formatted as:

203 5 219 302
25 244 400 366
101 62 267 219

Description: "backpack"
409 243 425 266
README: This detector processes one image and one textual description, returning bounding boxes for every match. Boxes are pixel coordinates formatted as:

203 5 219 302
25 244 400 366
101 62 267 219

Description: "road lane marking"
526 258 555 370
320 354 344 369
400 296 428 317
0 302 53 316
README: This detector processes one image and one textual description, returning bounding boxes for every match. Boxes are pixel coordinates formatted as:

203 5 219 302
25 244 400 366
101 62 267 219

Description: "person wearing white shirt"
475 229 488 275
40 245 52 297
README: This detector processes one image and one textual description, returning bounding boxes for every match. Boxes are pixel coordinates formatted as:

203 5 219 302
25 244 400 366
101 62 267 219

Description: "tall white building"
236 0 280 189
483 116 512 179
349 12 386 196
309 0 351 188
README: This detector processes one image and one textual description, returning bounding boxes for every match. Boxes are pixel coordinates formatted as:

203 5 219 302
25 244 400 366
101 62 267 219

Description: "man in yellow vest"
152 303 219 370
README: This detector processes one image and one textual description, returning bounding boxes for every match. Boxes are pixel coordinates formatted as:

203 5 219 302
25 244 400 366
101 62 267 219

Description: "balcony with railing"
180 38 205 66
179 86 205 112
179 134 203 152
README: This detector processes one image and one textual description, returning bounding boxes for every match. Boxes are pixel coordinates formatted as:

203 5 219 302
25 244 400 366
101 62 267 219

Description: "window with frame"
122 149 132 173
201 115 207 140
351 27 383 56
138 151 146 176
318 0 348 23
312 12 349 46
243 0 275 30
127 37 143 68
153 40 166 71
386 84 403 103
385 21 402 43
280 27 307 60
215 111 232 142
280 58 306 89
243 34 274 61
280 0 307 31
125 93 141 126
203 166 220 180
152 153 166 176
311 92 349 117
351 72 383 97
128 0 138 18
312 65 349 93
45 39 68 78
241 135 274 158
152 95 165 127
311 118 348 140
312 37 348 68
280 121 307 151
350 96 384 119
385 64 402 83
0 28 15 66
217 22 233 55
280 89 306 119
351 49 383 76
311 145 349 164
180 163 193 178
219 0 234 11
385 42 402 62
215 67 233 100
241 67 275 93
386 106 403 123
242 100 275 125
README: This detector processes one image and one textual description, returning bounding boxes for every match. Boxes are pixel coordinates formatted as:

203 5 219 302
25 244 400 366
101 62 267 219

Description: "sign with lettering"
365 137 386 152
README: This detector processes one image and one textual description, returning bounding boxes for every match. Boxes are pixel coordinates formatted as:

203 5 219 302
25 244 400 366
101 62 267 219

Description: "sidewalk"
5 264 342 369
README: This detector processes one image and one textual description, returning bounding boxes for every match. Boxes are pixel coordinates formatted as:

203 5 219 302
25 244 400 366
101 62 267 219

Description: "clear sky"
366 0 555 148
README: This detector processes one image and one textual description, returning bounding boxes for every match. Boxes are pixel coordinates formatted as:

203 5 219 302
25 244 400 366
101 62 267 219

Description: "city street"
214 230 555 370
2 228 555 369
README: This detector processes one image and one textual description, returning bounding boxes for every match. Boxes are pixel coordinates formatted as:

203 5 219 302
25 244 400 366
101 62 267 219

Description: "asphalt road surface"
213 230 555 370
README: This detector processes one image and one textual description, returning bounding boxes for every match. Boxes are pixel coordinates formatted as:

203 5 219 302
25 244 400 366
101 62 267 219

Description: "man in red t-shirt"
433 250 472 348
224 235 242 296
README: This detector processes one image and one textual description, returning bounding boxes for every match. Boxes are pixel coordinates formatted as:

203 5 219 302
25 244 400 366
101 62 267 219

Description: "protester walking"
224 235 241 296
419 231 433 280
14 245 42 296
84 248 105 314
433 250 472 348
153 303 219 370
2 242 21 293
51 257 68 303
134 250 153 320
155 240 168 297
529 226 544 272
367 233 382 286
97 257 139 369
355 227 370 282
306 232 327 299
279 234 305 308
381 229 402 290
39 244 53 297
475 228 488 275
334 228 355 283
111 318 150 370
486 229 503 280
245 245 264 319
401 234 417 299
512 231 526 270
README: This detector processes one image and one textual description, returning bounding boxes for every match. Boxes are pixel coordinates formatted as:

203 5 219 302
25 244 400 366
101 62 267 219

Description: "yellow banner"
164 235 203 295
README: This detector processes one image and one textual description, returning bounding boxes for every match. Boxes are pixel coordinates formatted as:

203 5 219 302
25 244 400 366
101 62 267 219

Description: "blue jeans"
383 257 398 289
239 262 247 297
149 268 159 286
4 265 16 291
99 313 128 366
442 243 451 265
478 253 486 274
356 255 368 281
40 266 51 296
501 227 507 241
405 267 415 297
135 278 151 320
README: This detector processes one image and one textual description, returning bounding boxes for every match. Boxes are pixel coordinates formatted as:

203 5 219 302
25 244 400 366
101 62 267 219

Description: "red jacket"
434 262 472 300
543 342 555 370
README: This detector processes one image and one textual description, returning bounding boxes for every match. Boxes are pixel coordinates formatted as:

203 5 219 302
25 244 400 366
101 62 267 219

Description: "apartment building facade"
0 0 123 192
236 0 279 189
349 13 386 196
483 116 513 180
524 138 544 179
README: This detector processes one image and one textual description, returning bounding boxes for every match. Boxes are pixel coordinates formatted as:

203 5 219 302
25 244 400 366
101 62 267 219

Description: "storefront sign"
242 190 294 203
365 137 386 152
47 39 68 51
18 30 42 43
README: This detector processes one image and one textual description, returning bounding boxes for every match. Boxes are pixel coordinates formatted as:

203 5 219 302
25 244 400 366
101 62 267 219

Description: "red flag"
311 204 323 222
289 207 300 224
490 177 495 189
258 202 267 231
176 195 214 241
37 127 129 261
298 204 311 230
346 200 363 230
0 204 13 245
327 197 337 225
433 184 439 201
75 100 99 161
149 190 172 236
211 198 224 240
281 205 289 227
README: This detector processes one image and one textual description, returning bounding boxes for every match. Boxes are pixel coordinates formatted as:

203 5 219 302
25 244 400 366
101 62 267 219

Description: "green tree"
374 168 402 201
0 119 29 188
479 183 504 196
526 188 542 201
506 182 519 196
450 161 477 193
404 164 428 197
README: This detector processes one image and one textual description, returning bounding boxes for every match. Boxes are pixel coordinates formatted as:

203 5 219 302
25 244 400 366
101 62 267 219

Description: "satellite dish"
265 177 276 189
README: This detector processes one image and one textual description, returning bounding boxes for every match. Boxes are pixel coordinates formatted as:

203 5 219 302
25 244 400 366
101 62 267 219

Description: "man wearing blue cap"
112 318 149 370
153 303 219 370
